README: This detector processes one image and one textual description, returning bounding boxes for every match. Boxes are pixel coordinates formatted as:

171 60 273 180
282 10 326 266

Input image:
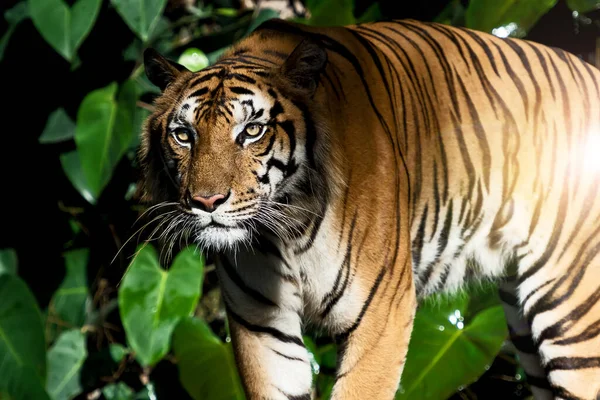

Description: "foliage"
1 0 595 399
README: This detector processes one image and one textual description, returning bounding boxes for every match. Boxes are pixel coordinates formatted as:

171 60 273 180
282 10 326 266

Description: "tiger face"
138 40 328 250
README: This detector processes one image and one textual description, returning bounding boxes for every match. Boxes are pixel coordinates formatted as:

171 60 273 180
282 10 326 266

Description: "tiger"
138 17 600 400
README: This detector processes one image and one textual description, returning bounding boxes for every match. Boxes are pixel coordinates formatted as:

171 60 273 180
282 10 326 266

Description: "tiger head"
138 31 333 251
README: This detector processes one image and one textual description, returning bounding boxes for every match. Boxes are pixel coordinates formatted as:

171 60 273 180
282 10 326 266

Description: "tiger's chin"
193 224 251 252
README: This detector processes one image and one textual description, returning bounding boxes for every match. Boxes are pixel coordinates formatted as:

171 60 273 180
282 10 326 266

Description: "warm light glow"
583 132 600 173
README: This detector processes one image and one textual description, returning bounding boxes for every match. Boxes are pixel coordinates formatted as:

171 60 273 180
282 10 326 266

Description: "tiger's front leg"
216 252 313 400
330 258 417 400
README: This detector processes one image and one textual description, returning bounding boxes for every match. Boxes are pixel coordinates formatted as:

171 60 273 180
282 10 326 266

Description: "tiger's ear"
280 39 327 95
143 48 188 91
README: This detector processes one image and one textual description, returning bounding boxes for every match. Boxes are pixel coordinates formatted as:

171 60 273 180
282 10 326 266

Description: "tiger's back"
349 20 600 397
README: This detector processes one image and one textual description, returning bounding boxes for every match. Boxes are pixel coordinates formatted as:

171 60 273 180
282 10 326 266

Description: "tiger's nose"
188 191 230 213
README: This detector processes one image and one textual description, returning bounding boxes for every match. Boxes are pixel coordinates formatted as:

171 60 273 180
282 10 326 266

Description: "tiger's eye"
174 130 190 143
245 124 262 136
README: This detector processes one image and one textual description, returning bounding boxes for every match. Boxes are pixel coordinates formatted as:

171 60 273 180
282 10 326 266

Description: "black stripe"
271 348 307 363
430 162 441 241
553 317 600 345
536 285 600 344
335 267 386 343
519 165 570 285
546 356 600 371
189 87 209 97
220 257 278 307
411 205 428 269
550 385 582 400
320 214 357 318
229 73 256 84
229 86 254 95
227 308 304 347
256 133 276 157
436 199 454 260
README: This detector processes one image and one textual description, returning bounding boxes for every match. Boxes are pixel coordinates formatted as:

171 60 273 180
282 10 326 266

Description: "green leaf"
0 248 18 275
75 80 138 198
50 249 89 328
0 274 50 400
111 0 168 42
172 317 245 400
109 343 129 363
305 0 356 26
396 290 507 400
39 108 76 144
178 48 209 72
0 2 29 61
118 246 204 366
567 0 600 12
465 0 558 38
46 329 87 400
60 150 96 204
28 0 102 61
103 382 135 400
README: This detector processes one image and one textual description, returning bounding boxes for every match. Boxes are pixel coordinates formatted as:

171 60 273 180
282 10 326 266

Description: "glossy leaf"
0 248 18 275
0 2 29 61
465 0 557 38
39 108 76 144
111 0 168 42
172 317 245 400
103 382 134 400
178 48 209 72
396 289 507 400
109 343 129 363
60 150 96 204
567 0 600 12
49 249 89 328
118 246 204 366
28 0 102 61
46 329 87 400
0 274 50 400
74 81 138 199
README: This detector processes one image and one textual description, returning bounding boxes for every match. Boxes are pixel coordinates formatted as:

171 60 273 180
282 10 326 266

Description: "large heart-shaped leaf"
0 274 50 400
74 80 138 199
46 329 87 400
396 286 507 400
465 0 557 37
172 317 245 400
119 246 204 366
111 0 168 42
28 0 102 61
60 150 96 204
567 0 600 12
39 108 76 144
47 249 89 340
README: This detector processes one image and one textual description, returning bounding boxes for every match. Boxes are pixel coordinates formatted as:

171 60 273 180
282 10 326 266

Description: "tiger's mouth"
193 225 251 251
